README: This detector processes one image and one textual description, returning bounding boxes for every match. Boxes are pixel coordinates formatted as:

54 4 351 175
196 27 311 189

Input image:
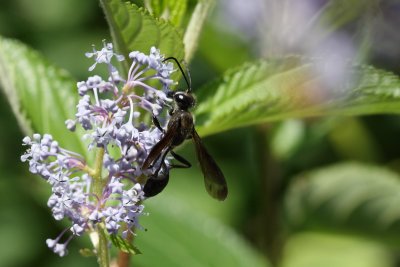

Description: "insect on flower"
142 57 228 201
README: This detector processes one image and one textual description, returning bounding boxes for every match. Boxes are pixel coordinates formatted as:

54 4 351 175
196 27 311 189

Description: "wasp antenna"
163 57 192 92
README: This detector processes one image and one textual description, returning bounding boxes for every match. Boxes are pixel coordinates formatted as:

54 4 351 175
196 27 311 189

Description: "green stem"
91 147 110 267
97 227 110 267
255 125 284 266
183 0 215 62
92 147 106 198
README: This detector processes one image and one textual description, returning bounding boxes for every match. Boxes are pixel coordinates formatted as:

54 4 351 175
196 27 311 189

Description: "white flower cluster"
21 42 176 256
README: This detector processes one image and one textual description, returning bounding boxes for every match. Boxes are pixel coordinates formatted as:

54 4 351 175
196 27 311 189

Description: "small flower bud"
71 224 85 236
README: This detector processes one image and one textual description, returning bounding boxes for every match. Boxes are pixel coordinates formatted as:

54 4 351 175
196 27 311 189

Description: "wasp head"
171 91 195 111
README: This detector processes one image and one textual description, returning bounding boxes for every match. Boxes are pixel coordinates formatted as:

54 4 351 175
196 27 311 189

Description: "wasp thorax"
174 92 195 110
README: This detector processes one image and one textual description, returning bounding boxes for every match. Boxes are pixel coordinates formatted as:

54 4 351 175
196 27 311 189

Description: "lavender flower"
21 42 175 256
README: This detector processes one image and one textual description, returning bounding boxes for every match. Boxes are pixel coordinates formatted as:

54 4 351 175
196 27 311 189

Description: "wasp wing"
142 119 179 170
192 129 228 201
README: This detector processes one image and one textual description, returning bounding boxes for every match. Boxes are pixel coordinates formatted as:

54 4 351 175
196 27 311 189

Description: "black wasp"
142 57 228 201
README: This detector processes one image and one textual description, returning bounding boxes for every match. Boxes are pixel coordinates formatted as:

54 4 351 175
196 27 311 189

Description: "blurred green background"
1 0 400 267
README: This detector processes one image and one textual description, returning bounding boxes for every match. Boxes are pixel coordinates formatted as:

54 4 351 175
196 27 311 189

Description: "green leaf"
0 172 49 267
109 234 142 255
199 22 252 72
167 0 188 27
282 232 393 267
144 0 187 27
100 0 184 74
194 58 400 137
0 36 87 157
135 196 269 267
146 0 163 17
284 163 400 246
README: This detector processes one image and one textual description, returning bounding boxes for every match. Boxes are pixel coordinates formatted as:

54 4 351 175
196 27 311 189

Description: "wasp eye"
174 92 184 102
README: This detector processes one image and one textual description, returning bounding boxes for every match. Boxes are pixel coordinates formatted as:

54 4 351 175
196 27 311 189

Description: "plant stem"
255 125 284 266
92 147 106 200
97 226 110 267
183 0 215 62
91 147 110 267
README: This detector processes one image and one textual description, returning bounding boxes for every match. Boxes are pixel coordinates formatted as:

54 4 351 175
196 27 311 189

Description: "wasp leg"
152 116 165 133
170 150 192 168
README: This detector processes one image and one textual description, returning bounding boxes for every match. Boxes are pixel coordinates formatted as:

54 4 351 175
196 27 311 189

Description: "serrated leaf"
109 234 141 255
0 36 87 157
194 58 400 137
100 0 184 74
284 163 400 246
135 195 269 267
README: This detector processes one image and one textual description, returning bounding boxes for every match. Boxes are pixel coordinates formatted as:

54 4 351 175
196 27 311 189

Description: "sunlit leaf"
100 0 184 74
195 58 400 136
0 36 87 157
285 163 400 246
146 0 163 17
144 0 187 27
167 0 188 27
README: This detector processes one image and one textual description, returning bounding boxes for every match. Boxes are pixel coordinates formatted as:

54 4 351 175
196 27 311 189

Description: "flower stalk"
97 225 110 267
92 147 106 200
91 147 109 267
